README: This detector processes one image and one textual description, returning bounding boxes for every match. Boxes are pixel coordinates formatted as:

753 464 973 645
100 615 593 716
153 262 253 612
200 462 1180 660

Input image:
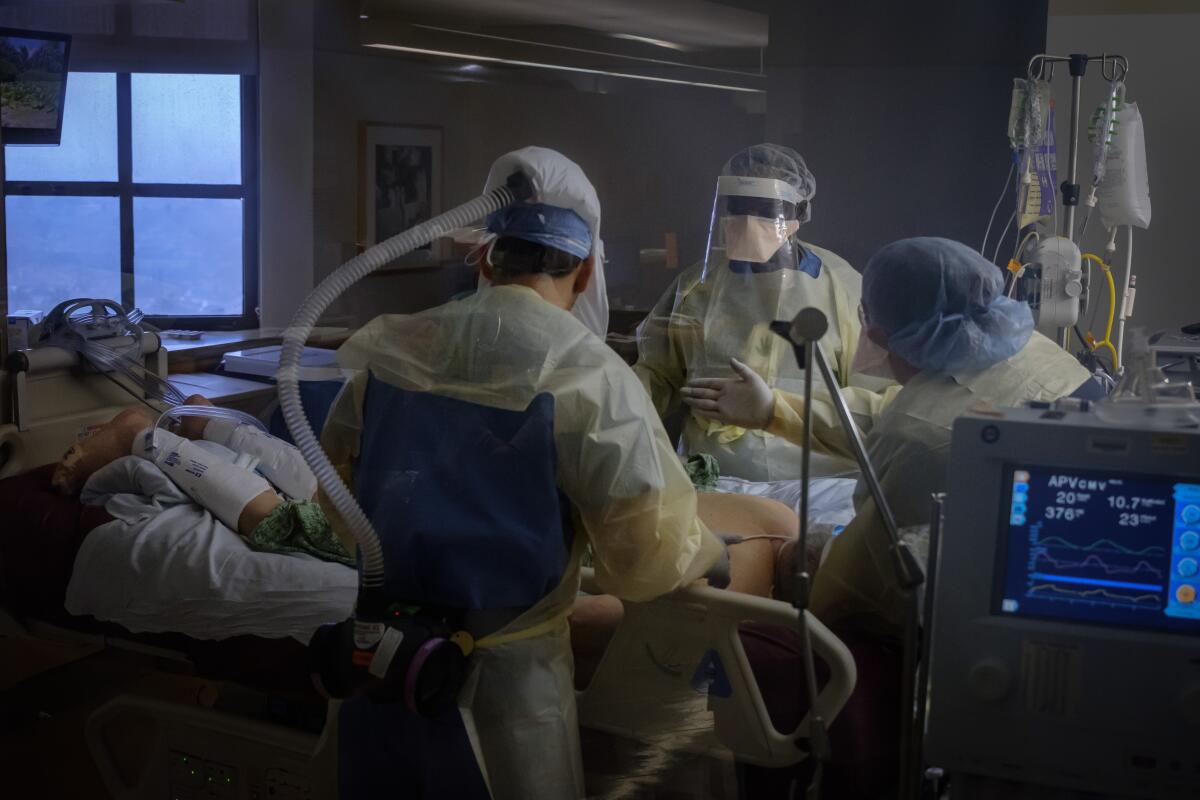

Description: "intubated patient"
54 400 808 632
52 397 825 713
52 394 352 566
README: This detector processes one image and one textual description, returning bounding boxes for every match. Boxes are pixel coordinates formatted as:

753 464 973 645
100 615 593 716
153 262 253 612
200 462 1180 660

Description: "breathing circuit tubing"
277 172 533 590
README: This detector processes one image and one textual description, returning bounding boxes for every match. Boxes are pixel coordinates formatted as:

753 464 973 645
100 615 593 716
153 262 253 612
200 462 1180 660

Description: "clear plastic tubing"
154 404 267 435
278 177 530 589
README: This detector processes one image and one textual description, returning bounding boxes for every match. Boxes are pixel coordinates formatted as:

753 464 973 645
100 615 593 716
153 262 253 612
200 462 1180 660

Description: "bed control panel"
87 696 334 800
169 751 238 799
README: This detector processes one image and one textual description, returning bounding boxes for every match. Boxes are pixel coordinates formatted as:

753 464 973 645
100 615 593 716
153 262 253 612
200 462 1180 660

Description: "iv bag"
1097 101 1151 229
1017 107 1058 229
1007 79 1051 151
1088 81 1122 186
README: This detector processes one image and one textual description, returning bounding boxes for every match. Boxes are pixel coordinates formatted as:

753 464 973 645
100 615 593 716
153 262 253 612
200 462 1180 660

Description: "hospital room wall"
760 1 1049 272
259 0 314 329
310 49 765 325
294 0 1046 327
763 63 1025 271
1046 8 1200 334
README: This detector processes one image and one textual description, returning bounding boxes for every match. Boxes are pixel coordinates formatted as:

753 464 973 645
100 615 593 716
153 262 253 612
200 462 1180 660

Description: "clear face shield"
699 175 810 283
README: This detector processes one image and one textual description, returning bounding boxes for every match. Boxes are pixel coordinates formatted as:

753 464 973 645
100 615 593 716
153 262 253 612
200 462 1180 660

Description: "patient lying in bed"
51 398 821 649
53 396 351 565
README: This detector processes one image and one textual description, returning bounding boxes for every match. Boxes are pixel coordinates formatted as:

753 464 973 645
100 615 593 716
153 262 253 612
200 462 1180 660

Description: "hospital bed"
1 341 860 799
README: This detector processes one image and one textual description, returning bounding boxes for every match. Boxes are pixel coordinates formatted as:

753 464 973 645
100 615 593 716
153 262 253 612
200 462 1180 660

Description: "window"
5 72 257 328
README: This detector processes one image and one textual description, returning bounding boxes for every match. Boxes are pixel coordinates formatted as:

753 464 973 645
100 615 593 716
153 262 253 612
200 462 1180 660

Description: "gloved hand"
680 358 775 430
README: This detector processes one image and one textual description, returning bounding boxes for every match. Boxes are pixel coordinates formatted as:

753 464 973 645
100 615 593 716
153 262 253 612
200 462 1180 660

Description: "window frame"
4 72 259 330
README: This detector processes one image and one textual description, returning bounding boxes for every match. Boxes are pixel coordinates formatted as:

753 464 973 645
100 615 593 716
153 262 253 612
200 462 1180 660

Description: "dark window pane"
5 195 121 313
4 72 118 182
131 73 241 184
134 197 243 316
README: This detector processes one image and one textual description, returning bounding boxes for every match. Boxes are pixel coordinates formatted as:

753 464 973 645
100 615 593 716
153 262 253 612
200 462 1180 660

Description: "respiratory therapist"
320 147 724 800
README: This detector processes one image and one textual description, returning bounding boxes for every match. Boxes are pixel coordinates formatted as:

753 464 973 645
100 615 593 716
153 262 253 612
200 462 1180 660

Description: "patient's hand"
176 394 215 439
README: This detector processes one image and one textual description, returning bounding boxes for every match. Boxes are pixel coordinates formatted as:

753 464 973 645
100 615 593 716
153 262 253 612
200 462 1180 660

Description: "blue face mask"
727 244 823 278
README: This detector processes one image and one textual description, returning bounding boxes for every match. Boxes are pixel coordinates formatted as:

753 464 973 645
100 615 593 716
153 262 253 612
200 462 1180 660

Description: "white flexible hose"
278 182 524 588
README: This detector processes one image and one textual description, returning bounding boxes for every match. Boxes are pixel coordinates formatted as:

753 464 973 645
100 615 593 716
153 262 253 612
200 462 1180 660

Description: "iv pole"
773 309 925 800
1025 53 1129 351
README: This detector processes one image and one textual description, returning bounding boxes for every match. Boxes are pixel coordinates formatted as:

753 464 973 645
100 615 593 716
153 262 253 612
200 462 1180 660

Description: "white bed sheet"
713 476 858 527
65 456 356 643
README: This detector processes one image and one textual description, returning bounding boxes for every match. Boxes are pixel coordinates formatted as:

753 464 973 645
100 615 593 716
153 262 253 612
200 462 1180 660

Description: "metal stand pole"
1062 54 1087 240
782 309 829 799
912 495 946 800
1060 54 1089 350
774 310 925 800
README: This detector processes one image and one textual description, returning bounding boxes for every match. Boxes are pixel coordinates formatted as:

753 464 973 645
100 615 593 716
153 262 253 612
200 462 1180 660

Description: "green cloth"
683 453 720 492
247 500 355 567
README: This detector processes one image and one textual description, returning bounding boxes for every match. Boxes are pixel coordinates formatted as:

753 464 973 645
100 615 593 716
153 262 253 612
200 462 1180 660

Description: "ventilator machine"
921 353 1200 798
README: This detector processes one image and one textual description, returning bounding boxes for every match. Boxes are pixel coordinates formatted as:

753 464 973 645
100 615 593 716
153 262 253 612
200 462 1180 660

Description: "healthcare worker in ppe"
320 147 724 800
685 237 1098 636
635 143 877 482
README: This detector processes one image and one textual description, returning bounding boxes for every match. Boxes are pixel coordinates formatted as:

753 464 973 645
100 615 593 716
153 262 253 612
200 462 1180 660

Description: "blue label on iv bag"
690 649 733 698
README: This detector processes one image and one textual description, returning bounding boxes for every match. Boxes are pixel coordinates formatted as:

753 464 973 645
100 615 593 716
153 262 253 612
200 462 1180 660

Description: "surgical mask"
851 327 895 380
720 215 799 263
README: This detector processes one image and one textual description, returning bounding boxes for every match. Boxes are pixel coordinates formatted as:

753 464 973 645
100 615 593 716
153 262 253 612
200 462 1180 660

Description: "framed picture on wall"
357 123 443 268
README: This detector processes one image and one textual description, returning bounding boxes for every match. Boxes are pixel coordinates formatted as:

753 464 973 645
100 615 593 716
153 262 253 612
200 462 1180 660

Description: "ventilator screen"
995 464 1200 633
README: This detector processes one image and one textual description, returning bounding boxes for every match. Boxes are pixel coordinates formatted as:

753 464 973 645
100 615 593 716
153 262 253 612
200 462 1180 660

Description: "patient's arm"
52 394 219 495
50 395 280 537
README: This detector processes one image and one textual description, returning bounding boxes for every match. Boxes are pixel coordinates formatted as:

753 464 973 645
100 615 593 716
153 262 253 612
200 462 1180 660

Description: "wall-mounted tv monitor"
0 27 71 145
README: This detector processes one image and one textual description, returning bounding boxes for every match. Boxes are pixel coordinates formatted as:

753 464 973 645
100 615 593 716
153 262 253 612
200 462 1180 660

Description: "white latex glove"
680 357 775 430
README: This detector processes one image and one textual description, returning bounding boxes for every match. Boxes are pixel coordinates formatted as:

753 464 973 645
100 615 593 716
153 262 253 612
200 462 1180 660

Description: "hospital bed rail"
578 566 857 768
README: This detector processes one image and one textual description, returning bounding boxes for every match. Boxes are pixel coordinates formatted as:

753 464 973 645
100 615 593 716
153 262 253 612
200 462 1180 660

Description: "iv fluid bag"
1007 79 1051 151
1018 107 1058 229
1088 81 1122 186
1097 101 1151 229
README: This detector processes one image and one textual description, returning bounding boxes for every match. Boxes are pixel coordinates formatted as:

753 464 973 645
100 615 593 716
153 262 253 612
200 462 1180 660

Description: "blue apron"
338 373 570 799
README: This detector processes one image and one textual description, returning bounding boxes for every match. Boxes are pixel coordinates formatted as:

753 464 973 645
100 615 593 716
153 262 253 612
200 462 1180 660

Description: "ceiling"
363 0 769 50
1050 0 1200 14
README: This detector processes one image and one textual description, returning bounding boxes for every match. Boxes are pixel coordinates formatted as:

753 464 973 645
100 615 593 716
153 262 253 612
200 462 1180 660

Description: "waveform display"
1028 583 1162 609
1033 535 1166 557
1028 572 1161 592
1031 548 1165 579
